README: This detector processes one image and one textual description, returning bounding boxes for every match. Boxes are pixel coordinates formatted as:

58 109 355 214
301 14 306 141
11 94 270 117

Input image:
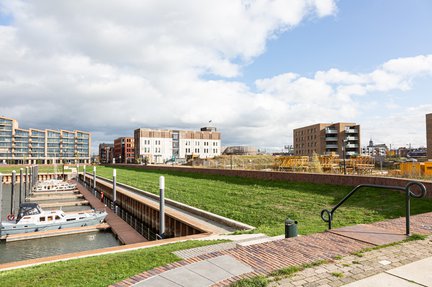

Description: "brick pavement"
112 212 432 287
269 234 432 287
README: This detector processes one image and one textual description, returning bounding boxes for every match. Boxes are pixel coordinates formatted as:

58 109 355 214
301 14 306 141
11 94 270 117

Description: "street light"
342 139 347 175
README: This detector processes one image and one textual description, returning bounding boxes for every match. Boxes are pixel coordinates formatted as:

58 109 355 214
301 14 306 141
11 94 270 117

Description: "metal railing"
320 181 427 235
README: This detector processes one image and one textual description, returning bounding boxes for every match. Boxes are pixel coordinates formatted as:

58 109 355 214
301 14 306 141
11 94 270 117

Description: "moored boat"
0 203 107 236
33 179 77 192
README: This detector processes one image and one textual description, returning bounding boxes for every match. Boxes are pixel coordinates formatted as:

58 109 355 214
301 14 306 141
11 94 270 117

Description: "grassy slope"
93 166 432 236
0 240 223 287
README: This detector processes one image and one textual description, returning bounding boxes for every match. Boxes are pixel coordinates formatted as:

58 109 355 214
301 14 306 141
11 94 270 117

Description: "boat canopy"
16 203 42 222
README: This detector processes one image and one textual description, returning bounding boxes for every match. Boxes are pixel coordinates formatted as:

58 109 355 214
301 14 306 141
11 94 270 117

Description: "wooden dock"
75 182 147 245
1 223 110 242
38 200 89 208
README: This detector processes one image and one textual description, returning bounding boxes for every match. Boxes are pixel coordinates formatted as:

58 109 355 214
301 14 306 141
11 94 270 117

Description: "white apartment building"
134 127 221 164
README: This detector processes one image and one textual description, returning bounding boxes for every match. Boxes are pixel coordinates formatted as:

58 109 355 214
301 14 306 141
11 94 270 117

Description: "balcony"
325 137 338 141
345 128 358 134
346 136 358 141
325 128 338 134
346 144 359 148
326 144 339 149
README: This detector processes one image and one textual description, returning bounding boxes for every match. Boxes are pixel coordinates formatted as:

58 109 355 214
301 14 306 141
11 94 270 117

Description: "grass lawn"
89 165 432 236
0 165 67 174
0 240 224 287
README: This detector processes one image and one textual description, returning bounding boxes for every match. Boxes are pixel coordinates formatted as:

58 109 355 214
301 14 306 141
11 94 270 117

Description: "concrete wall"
113 164 432 198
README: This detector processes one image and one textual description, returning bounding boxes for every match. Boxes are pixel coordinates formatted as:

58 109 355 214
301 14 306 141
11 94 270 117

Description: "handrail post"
321 181 426 235
406 190 410 236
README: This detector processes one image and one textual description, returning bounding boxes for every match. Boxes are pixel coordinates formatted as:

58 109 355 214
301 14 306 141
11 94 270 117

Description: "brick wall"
112 164 432 198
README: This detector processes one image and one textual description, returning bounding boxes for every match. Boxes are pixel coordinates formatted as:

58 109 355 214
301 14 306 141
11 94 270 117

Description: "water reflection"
0 183 120 264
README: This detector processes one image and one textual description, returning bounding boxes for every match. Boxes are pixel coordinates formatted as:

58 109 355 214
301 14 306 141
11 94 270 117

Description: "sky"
0 0 431 154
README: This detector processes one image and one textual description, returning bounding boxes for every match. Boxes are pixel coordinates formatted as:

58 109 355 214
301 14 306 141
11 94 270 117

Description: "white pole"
113 169 117 213
159 176 165 239
93 166 96 196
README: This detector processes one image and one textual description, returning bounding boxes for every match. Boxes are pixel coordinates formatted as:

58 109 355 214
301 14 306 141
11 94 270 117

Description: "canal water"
0 183 120 264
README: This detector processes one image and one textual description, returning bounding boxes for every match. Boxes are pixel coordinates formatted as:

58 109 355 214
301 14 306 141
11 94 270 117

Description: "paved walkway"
112 212 432 287
269 234 432 286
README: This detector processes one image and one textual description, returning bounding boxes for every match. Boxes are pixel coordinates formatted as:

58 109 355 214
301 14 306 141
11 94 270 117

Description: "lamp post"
342 139 347 175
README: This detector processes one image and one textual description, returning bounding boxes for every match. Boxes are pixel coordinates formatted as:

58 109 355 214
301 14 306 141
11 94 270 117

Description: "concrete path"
343 257 432 287
134 255 253 287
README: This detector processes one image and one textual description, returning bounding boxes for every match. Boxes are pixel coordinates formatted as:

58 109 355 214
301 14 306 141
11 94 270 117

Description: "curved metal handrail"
320 181 427 235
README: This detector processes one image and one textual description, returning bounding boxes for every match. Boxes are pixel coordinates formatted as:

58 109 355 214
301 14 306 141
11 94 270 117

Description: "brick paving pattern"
112 212 432 287
269 235 432 287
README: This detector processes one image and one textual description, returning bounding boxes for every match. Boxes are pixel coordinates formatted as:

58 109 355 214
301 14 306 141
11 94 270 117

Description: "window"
55 216 61 220
66 218 76 221
40 217 46 222
48 216 53 221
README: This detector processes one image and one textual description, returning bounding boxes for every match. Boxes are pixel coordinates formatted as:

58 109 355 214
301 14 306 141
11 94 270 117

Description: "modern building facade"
293 122 361 157
113 137 135 163
427 113 432 160
0 116 91 164
134 127 221 164
99 143 114 164
362 139 388 157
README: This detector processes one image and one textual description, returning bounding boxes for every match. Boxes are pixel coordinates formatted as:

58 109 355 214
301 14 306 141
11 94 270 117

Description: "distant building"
0 115 90 164
113 137 135 163
293 122 361 157
362 139 388 157
134 127 221 164
427 113 432 159
99 143 114 164
223 146 257 155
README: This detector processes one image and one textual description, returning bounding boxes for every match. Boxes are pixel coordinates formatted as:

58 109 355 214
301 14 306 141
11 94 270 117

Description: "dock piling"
19 168 23 204
159 176 165 239
83 165 86 187
25 167 29 198
11 170 16 215
93 166 96 196
113 169 117 213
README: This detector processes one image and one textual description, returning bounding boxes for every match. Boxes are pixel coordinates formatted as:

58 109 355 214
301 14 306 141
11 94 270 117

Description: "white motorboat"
0 203 107 236
33 179 77 192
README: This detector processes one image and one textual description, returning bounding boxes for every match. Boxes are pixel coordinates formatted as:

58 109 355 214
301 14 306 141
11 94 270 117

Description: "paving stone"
186 260 233 283
207 255 254 277
342 273 419 287
160 267 213 287
386 257 432 287
134 276 180 287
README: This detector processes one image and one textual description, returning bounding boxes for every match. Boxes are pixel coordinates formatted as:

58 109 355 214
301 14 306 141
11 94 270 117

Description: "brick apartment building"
0 115 91 164
293 122 361 157
134 127 221 164
113 137 135 163
427 113 432 160
99 143 114 164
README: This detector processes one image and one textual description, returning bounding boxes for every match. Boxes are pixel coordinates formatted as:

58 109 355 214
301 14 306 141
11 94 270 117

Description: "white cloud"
0 0 431 151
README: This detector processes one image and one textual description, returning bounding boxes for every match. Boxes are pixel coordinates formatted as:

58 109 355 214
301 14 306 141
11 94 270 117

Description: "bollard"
19 168 23 204
83 165 86 187
159 176 165 239
113 169 117 213
0 173 3 220
25 167 29 197
93 166 96 196
29 166 33 189
11 170 16 215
